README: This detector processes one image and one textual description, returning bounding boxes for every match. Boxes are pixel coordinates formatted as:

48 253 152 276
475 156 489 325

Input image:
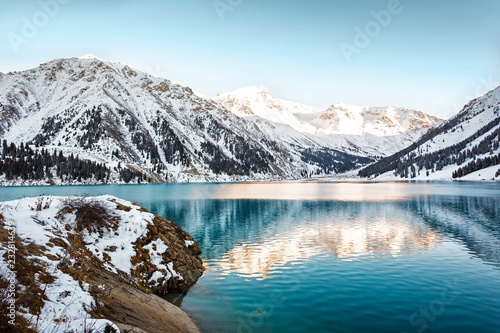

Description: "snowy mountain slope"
214 86 442 157
358 85 500 180
0 55 371 183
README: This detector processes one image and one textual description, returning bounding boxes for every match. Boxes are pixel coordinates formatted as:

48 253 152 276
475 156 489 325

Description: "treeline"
118 164 147 183
452 153 500 178
359 116 500 178
0 140 147 183
300 148 373 176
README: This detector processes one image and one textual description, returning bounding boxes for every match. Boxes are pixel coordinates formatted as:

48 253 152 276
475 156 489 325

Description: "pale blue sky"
1 0 499 118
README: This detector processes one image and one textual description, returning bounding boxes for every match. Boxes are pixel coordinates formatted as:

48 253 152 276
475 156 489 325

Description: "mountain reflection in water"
212 214 440 279
150 193 500 280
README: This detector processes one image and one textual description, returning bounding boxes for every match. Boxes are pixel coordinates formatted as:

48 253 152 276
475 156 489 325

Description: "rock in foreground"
0 195 203 333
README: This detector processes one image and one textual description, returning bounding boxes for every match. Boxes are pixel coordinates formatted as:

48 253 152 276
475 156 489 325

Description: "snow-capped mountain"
358 85 500 180
215 86 442 157
0 55 372 183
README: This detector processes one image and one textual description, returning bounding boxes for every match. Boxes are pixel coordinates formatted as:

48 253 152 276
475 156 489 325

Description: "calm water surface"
2 181 500 333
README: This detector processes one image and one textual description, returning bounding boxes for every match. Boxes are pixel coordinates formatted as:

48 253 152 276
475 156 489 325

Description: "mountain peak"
216 86 441 139
221 85 269 98
75 54 106 61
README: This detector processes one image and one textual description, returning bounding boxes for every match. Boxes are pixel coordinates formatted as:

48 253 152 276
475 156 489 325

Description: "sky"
0 0 499 119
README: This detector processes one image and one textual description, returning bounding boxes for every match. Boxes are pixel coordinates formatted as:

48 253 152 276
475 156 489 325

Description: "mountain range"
215 86 441 158
0 55 498 184
359 85 500 180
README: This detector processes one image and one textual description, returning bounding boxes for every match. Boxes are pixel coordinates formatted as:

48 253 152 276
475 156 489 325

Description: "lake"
1 181 500 333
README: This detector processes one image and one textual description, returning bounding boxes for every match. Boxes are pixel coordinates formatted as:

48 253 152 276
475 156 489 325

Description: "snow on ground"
0 197 123 332
363 163 500 181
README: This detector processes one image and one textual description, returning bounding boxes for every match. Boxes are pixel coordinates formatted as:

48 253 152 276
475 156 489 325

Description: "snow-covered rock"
0 195 203 332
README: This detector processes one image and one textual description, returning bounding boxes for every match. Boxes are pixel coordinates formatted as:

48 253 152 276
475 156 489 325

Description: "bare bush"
28 196 53 212
57 198 115 233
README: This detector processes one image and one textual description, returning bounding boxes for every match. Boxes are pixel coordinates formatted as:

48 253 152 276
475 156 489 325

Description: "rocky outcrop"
0 195 203 333
81 261 201 333
130 215 204 294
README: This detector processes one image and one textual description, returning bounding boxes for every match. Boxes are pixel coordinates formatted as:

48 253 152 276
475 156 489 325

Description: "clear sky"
1 0 499 118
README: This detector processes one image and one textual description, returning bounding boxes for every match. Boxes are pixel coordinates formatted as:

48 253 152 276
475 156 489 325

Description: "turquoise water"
2 182 500 332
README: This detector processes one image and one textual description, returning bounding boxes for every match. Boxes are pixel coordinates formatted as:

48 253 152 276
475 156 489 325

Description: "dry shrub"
14 239 56 316
57 198 115 233
0 275 37 333
0 235 56 332
30 196 53 212
43 197 52 210
115 203 131 212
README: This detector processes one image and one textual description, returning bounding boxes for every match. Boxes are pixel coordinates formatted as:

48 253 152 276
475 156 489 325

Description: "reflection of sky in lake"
175 181 498 201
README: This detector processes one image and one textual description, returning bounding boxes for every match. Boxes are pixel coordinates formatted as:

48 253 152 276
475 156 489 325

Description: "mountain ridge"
215 85 442 158
9 55 492 184
0 55 380 184
357 85 500 180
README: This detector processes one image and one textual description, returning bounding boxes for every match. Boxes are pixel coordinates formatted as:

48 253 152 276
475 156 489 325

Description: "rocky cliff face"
0 195 203 332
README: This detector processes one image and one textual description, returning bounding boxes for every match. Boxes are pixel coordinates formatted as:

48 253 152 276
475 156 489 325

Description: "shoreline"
1 175 499 187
